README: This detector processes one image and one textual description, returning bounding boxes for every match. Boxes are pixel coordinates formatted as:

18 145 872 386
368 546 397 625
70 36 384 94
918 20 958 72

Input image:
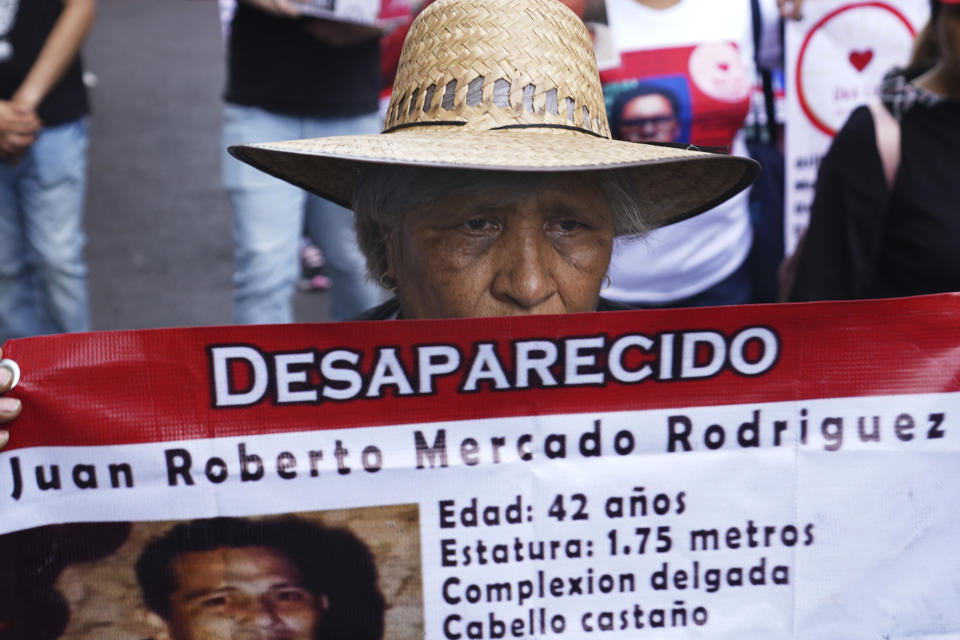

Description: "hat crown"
384 0 611 138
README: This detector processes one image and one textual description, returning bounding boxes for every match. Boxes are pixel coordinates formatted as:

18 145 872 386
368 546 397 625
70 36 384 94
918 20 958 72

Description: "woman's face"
386 175 615 319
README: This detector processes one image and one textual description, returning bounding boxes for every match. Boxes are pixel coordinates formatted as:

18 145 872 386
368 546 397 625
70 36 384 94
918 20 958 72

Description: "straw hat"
229 0 759 233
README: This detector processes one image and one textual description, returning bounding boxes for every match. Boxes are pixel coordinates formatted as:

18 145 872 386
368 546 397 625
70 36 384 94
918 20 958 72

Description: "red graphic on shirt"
378 0 414 20
600 43 750 151
848 49 874 72
796 2 916 137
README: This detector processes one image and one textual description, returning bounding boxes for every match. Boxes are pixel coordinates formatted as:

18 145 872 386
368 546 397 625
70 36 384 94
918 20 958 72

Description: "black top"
352 297 632 320
224 4 380 117
791 76 960 301
0 0 89 126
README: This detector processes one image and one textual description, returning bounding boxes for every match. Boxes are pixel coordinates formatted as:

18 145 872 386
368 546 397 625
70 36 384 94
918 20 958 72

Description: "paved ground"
84 0 329 331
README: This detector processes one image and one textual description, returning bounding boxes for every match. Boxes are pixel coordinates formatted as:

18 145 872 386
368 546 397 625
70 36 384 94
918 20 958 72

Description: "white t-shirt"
601 0 777 303
219 0 236 38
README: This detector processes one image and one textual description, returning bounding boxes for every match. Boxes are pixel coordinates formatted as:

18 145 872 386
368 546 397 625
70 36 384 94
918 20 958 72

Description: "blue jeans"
222 104 383 323
0 119 89 340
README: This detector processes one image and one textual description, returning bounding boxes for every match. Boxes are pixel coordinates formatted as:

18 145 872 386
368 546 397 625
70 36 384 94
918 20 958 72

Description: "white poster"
784 0 929 254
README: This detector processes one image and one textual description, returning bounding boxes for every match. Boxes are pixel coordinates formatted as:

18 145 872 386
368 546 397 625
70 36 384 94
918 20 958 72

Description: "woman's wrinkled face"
386 175 615 319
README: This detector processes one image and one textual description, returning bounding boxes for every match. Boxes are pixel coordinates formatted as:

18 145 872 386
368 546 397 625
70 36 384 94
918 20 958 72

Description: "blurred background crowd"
1 0 957 340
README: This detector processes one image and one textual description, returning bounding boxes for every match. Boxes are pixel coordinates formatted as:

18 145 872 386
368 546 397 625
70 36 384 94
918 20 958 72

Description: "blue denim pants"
222 104 383 323
0 119 90 340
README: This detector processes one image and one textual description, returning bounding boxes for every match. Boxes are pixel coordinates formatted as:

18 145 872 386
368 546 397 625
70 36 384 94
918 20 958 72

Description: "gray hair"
352 165 650 287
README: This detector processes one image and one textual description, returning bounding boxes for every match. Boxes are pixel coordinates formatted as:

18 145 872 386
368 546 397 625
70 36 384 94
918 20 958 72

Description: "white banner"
4 394 960 638
3 298 960 638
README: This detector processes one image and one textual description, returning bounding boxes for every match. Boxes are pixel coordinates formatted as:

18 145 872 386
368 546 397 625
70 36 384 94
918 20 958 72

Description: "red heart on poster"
849 49 873 72
718 62 730 72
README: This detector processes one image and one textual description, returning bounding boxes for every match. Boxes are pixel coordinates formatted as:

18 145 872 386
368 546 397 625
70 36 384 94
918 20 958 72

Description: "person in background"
0 0 96 340
597 0 782 309
222 0 382 324
789 0 960 301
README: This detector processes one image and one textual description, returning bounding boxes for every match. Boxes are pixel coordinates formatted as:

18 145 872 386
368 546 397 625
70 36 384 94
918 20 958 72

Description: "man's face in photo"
156 546 326 640
617 93 681 143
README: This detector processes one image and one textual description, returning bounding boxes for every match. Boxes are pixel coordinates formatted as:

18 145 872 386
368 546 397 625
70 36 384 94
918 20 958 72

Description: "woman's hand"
0 349 22 451
777 0 804 20
0 100 40 162
0 100 40 133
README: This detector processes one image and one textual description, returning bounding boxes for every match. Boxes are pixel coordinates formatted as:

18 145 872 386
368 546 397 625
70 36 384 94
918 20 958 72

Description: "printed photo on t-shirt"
600 42 752 151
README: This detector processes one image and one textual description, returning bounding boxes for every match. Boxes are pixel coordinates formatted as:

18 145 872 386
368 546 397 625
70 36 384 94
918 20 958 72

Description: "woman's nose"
491 227 556 310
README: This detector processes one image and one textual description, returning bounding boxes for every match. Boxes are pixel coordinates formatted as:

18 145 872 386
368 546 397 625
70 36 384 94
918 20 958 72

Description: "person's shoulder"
824 106 879 166
596 297 633 312
838 105 877 140
351 298 400 320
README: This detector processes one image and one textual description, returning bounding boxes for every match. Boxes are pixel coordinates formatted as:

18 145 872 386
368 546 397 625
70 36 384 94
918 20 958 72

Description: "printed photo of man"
135 517 385 640
611 83 683 143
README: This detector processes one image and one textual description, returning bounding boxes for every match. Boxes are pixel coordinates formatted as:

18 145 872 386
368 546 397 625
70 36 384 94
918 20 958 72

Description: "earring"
379 272 398 293
602 275 612 291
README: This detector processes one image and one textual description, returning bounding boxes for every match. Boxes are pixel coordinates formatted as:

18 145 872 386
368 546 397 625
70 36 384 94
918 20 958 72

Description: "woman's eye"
460 218 496 232
551 219 584 233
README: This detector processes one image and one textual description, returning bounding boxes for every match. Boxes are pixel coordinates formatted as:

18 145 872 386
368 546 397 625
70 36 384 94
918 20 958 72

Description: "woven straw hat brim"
229 127 758 233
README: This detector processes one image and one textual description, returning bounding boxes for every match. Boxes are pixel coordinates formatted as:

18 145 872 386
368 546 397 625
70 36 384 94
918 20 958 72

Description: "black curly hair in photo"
135 516 385 640
0 522 131 640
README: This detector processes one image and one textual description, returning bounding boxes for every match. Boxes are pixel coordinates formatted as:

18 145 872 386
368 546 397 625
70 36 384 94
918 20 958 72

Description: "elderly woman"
0 0 756 444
